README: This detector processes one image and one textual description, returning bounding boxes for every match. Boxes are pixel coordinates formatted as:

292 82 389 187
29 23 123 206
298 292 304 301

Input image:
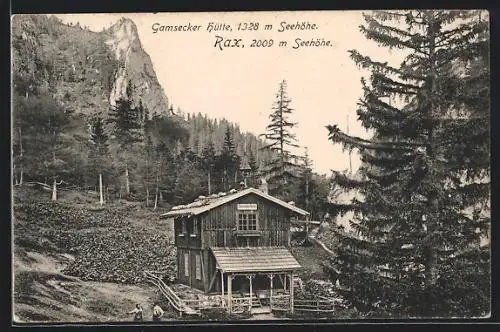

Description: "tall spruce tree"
107 81 142 197
201 139 217 195
218 126 240 191
325 10 490 317
299 147 313 212
31 95 72 200
88 114 110 205
260 80 301 200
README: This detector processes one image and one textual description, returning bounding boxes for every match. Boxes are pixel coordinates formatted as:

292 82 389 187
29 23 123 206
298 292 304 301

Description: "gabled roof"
211 247 301 273
160 187 309 218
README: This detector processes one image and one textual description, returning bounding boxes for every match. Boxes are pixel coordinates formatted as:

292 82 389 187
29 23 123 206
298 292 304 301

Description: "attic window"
181 220 187 234
237 211 257 231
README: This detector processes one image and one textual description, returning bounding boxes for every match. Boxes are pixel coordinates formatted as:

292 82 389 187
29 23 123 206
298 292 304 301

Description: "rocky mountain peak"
12 15 169 118
105 17 141 61
101 18 169 117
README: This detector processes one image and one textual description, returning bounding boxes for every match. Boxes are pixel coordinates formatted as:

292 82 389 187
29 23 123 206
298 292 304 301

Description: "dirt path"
305 225 335 256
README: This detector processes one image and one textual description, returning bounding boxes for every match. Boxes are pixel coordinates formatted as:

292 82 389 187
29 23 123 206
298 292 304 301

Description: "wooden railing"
231 297 251 314
183 298 224 311
270 294 290 311
143 271 194 314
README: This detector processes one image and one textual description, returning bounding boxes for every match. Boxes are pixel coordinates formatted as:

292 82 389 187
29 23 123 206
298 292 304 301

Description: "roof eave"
160 211 195 218
220 267 301 273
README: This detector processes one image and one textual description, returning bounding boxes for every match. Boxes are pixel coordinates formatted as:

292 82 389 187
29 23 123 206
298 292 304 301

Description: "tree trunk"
425 244 438 285
305 179 310 211
424 12 439 289
208 171 211 195
154 185 159 210
146 186 150 207
13 164 18 185
52 179 57 201
18 127 24 185
159 191 163 202
154 161 160 210
125 164 130 196
223 169 227 191
99 172 104 205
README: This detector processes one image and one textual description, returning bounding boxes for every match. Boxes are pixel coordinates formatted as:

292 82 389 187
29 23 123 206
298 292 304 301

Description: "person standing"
128 304 143 321
152 302 164 321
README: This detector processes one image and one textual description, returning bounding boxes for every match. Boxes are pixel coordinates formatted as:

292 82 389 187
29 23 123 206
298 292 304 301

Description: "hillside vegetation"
14 187 177 284
13 186 180 322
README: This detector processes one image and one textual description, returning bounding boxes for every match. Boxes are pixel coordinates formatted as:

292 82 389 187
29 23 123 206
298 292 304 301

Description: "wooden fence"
293 297 335 313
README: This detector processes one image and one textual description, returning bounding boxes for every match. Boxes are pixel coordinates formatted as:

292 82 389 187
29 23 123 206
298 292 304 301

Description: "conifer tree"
88 114 110 205
300 147 313 212
201 139 217 195
218 126 240 191
260 80 301 200
324 10 490 317
107 81 142 197
39 96 71 200
246 148 259 188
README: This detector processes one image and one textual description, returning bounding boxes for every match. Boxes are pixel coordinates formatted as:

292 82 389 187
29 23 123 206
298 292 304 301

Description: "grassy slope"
12 186 336 322
13 251 159 322
12 186 176 323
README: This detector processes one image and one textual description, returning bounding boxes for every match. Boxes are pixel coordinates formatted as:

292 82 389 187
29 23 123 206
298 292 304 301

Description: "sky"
53 11 407 175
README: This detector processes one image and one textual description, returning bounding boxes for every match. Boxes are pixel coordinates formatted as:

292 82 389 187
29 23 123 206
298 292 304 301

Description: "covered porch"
211 247 301 314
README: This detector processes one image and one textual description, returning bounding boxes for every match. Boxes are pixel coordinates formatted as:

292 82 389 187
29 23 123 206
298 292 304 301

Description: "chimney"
259 178 268 195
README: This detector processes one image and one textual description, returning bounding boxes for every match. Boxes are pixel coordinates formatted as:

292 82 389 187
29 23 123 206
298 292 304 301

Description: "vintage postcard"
11 10 490 323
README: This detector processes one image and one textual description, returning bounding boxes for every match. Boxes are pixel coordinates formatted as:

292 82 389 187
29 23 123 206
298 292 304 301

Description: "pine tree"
107 81 142 197
260 79 301 200
300 147 313 212
139 133 156 206
88 114 110 205
153 141 173 208
201 139 217 195
36 95 71 200
324 10 489 317
247 148 259 188
218 126 240 191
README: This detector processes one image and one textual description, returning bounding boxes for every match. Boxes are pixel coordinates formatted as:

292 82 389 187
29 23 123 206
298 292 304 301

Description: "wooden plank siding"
173 193 296 293
201 193 292 249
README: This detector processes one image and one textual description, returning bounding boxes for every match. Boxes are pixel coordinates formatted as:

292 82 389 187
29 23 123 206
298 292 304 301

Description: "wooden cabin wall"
175 216 206 292
176 247 206 292
201 193 292 248
174 216 202 249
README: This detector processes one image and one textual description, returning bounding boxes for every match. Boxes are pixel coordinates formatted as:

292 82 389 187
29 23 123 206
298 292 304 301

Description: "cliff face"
104 18 169 116
11 15 169 117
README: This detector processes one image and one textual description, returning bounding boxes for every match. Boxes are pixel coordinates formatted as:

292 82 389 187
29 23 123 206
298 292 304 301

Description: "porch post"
221 270 225 307
289 272 294 313
283 273 287 291
247 274 254 311
227 274 233 313
268 273 274 308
